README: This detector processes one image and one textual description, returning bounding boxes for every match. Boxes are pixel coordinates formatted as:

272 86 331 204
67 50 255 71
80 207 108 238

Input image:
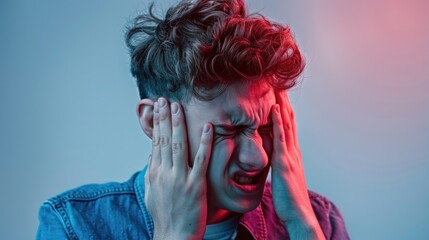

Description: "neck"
206 206 240 225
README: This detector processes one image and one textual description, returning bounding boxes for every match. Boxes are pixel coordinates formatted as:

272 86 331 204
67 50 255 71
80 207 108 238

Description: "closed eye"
214 126 236 138
215 130 236 137
214 125 272 139
214 125 244 138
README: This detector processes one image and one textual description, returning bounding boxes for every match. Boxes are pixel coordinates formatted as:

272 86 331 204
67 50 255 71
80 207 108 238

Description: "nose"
237 136 269 171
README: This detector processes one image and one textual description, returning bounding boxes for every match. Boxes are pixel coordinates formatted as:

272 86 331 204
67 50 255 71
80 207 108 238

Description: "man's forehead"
186 80 275 118
225 80 273 101
210 82 275 123
233 80 272 98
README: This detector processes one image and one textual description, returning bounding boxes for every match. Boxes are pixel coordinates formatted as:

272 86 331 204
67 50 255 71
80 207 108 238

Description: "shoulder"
262 182 350 240
46 171 138 206
37 171 152 239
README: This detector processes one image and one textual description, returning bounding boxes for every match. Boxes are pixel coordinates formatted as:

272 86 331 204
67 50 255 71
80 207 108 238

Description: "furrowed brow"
213 124 245 130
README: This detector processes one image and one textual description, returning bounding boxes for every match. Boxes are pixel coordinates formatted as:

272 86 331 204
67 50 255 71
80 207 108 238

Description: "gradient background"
1 0 428 239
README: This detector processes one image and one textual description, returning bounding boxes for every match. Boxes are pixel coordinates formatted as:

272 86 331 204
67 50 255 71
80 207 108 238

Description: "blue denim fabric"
36 166 350 239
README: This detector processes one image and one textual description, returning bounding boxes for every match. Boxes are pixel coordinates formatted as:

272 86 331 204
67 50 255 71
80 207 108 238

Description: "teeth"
234 175 254 184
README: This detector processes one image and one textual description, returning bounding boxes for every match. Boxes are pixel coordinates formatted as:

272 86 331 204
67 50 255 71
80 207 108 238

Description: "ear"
136 98 155 139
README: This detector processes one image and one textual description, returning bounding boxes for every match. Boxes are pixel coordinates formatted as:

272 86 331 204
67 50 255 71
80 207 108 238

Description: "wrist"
283 217 325 240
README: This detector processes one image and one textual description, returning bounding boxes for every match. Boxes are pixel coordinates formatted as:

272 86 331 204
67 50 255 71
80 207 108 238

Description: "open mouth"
233 174 257 185
231 172 264 193
232 172 262 186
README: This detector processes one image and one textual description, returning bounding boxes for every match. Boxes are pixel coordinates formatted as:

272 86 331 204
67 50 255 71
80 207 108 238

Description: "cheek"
208 139 235 173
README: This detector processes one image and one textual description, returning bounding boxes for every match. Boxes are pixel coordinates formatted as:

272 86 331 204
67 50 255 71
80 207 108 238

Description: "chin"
224 192 264 214
208 175 268 214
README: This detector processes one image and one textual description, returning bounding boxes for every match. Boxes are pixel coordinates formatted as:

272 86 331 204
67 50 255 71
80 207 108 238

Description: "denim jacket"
37 166 350 239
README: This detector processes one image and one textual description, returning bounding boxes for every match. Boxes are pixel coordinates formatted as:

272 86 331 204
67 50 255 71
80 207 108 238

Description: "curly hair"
125 0 304 101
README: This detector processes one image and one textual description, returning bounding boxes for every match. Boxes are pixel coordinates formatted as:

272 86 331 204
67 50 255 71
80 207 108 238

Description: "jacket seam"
258 204 267 240
134 167 154 239
48 201 79 240
51 187 135 203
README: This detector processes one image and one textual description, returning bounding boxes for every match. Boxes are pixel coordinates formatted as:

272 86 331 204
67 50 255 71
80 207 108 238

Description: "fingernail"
203 123 211 133
158 98 166 108
171 103 179 114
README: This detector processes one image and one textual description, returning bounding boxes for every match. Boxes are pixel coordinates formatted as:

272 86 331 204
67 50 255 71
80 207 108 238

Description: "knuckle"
278 132 286 142
159 135 170 147
153 114 159 125
285 121 292 130
172 113 182 127
194 152 207 165
172 142 185 154
276 115 283 125
274 126 286 142
201 138 210 145
152 136 160 146
200 135 212 145
159 108 169 121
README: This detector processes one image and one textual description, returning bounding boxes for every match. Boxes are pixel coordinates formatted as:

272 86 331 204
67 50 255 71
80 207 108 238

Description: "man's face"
184 80 276 216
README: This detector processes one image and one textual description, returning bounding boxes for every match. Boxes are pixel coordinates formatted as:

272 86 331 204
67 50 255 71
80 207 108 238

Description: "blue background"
1 0 428 239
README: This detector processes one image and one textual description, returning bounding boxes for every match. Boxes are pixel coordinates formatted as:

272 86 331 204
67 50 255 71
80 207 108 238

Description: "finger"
171 102 189 173
283 92 300 151
275 91 295 151
271 104 289 170
190 123 213 180
152 101 161 167
158 98 173 168
271 104 287 152
276 91 303 168
144 155 151 207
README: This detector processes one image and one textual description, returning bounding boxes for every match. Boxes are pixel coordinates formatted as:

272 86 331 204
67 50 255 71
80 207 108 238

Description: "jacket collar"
238 203 268 240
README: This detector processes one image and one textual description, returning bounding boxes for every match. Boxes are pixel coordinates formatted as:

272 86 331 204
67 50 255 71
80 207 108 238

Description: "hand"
270 92 325 239
144 98 214 240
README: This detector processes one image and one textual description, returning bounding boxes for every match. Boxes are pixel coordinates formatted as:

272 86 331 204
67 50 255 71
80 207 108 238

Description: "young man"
37 0 349 239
